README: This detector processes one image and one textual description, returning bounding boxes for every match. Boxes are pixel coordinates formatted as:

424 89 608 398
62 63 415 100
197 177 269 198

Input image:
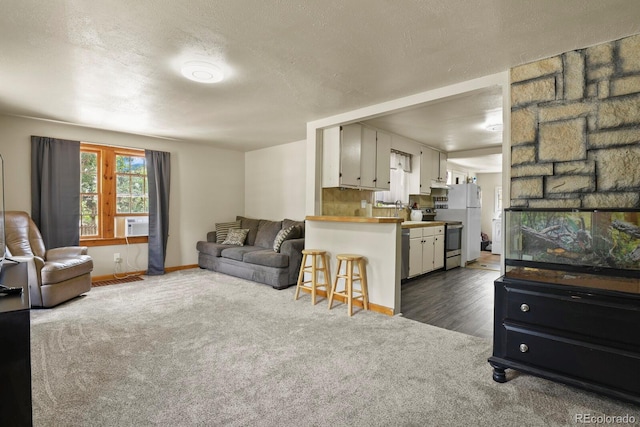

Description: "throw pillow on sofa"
283 218 305 237
216 220 241 244
273 225 301 252
222 228 250 246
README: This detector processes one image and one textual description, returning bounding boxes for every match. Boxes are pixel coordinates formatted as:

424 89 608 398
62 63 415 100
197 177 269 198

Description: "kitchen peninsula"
305 216 446 316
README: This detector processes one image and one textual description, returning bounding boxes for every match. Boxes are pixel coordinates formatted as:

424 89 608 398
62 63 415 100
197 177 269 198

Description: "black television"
0 153 12 293
0 153 5 271
0 153 24 296
0 152 21 296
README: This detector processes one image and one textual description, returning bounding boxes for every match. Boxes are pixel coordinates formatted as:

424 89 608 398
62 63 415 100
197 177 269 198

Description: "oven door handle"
446 224 463 230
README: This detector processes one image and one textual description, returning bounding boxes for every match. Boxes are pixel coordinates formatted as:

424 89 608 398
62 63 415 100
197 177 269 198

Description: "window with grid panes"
80 143 148 245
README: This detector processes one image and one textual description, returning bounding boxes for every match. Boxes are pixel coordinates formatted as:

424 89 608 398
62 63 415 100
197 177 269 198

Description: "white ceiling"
363 86 504 173
1 1 639 166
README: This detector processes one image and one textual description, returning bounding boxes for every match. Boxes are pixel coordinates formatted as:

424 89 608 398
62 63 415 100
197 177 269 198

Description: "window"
375 151 412 204
80 143 148 245
116 154 148 215
80 149 99 237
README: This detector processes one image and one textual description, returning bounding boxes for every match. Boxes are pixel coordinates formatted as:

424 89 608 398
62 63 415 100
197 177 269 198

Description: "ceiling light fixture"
181 61 224 84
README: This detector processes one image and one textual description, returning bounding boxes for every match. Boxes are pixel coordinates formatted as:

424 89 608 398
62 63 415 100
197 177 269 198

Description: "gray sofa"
196 216 305 289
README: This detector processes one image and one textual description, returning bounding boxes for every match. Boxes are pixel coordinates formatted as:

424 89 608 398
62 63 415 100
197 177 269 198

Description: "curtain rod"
32 134 164 154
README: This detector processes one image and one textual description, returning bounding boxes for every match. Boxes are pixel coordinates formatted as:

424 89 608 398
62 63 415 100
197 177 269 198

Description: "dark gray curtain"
31 136 80 248
145 150 171 275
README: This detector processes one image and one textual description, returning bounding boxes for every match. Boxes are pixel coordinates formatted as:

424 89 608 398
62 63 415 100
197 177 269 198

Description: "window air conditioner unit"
115 217 149 237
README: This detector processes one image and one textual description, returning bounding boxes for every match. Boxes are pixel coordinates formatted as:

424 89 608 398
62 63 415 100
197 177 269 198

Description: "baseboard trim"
90 267 402 315
92 264 199 283
166 264 199 272
297 288 394 316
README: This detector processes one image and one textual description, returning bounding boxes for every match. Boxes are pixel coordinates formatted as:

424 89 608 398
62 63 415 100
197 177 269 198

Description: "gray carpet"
30 269 639 426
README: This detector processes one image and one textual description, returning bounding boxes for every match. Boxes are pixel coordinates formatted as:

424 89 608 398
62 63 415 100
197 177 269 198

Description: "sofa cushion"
237 216 260 246
255 220 283 248
215 220 241 244
220 246 264 262
273 225 301 252
283 219 305 238
242 249 289 268
196 241 231 257
222 228 249 246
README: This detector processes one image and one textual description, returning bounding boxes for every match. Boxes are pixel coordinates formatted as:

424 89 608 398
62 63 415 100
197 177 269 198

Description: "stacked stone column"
510 33 640 208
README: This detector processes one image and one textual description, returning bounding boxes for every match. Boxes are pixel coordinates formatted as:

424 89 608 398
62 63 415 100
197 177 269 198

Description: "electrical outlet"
114 253 121 262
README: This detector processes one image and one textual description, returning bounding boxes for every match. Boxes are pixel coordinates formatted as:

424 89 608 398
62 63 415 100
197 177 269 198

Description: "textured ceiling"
1 1 640 153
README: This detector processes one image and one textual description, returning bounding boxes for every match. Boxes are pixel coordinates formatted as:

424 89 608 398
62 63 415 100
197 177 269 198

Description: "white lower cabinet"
408 225 445 278
434 231 445 270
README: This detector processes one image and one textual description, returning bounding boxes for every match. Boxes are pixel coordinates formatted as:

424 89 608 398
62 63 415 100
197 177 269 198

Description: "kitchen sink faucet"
394 200 402 217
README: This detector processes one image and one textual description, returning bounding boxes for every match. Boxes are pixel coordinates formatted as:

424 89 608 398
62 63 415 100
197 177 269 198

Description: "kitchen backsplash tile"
322 187 413 219
322 188 374 216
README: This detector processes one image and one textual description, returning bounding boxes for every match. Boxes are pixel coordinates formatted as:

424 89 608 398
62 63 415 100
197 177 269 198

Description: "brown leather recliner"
4 211 93 308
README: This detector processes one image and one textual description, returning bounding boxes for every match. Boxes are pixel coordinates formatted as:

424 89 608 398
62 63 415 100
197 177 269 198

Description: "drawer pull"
520 303 530 312
519 343 529 353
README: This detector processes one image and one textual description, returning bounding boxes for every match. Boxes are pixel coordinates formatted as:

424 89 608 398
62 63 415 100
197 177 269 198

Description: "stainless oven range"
442 221 463 270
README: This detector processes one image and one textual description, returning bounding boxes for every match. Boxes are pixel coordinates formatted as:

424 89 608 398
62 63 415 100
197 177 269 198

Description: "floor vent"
93 276 144 287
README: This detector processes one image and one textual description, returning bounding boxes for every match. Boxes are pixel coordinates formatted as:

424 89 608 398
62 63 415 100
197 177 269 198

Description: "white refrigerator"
447 183 481 209
436 184 481 265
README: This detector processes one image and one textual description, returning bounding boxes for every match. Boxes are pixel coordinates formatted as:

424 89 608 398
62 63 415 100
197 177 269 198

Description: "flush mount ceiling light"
181 61 224 84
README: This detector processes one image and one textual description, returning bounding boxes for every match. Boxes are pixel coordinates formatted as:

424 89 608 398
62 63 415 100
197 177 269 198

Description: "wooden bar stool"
294 249 331 305
328 254 369 316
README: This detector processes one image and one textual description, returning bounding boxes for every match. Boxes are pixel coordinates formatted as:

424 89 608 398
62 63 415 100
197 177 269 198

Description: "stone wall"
510 33 640 208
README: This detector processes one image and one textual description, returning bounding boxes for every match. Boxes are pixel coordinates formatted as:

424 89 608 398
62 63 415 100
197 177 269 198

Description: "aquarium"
504 208 640 294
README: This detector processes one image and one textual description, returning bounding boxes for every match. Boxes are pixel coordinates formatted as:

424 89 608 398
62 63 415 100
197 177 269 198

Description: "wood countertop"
401 221 446 229
304 216 445 228
305 215 403 224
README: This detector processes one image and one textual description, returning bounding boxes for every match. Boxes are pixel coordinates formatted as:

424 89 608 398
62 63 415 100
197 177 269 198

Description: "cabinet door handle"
519 343 529 353
520 303 530 312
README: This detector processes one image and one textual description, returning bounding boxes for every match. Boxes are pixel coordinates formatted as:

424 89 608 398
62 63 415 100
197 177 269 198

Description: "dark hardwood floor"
400 254 501 340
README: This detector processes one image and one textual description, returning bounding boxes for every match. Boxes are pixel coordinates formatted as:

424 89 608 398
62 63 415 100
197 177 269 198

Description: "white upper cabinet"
428 147 440 183
438 152 448 182
322 126 341 188
339 124 362 187
322 124 391 190
422 147 449 191
359 126 377 188
424 147 448 185
419 148 434 195
375 131 391 190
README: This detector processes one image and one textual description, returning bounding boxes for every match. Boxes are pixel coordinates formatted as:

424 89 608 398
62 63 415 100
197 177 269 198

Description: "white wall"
0 115 245 276
476 172 502 240
244 139 306 221
447 166 469 185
